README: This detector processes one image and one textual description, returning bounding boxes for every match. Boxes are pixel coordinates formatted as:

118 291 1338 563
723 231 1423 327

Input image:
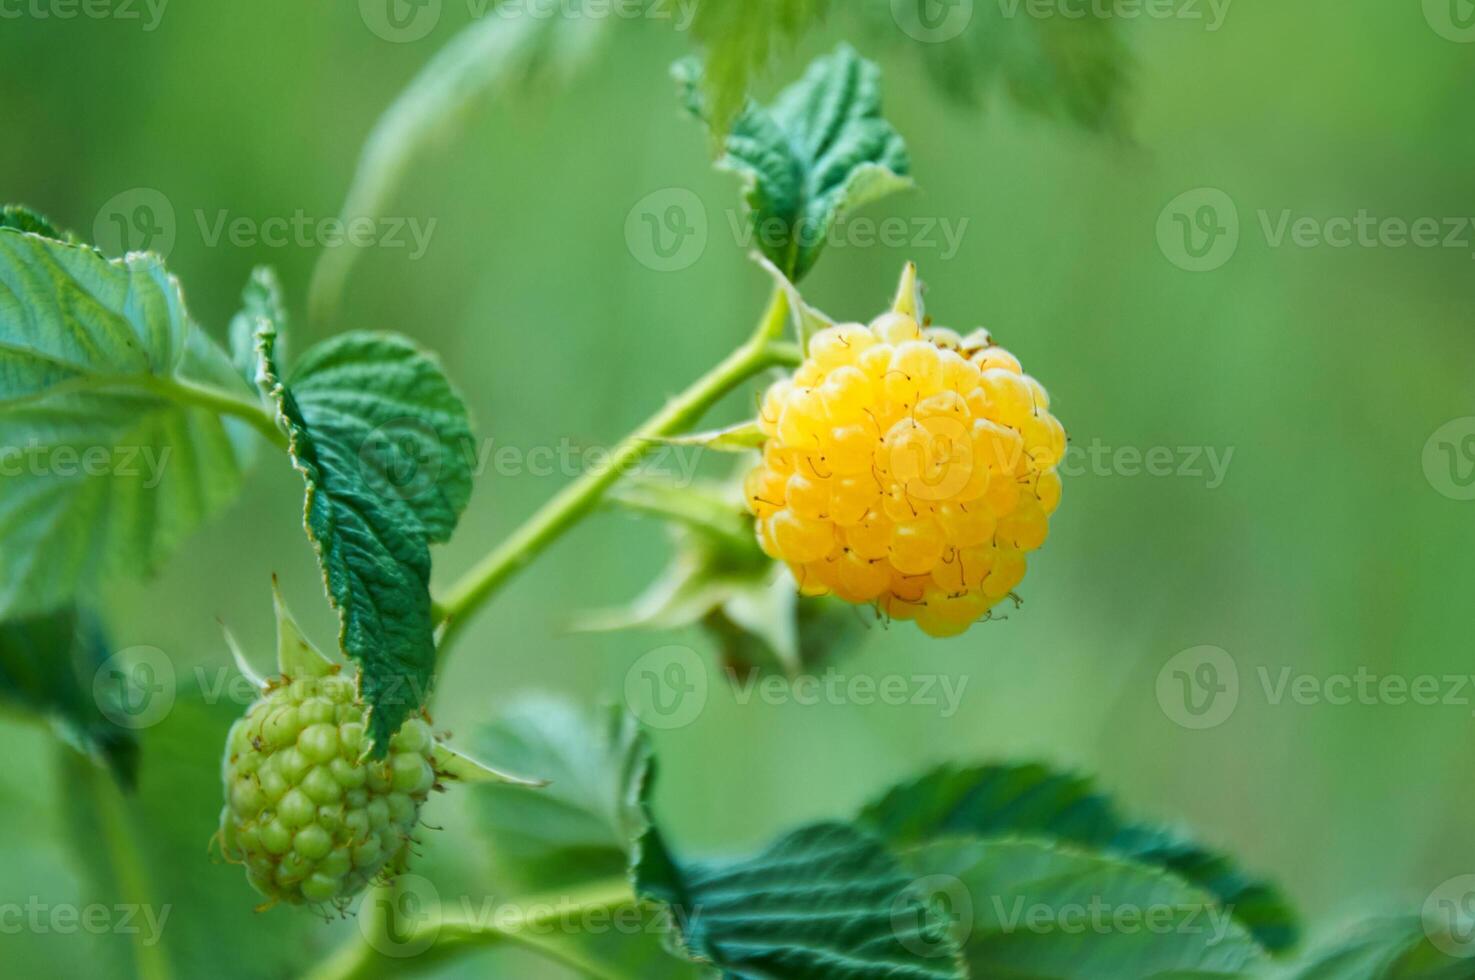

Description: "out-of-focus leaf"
0 607 137 787
686 0 830 138
906 837 1264 977
856 0 1131 132
308 5 611 323
466 697 708 978
587 476 866 676
0 227 260 618
677 44 912 281
858 762 1299 952
60 682 329 978
228 265 286 387
1270 915 1475 979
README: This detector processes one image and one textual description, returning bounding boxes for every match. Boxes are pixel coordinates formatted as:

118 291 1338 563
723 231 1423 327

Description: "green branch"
432 288 796 657
303 876 640 980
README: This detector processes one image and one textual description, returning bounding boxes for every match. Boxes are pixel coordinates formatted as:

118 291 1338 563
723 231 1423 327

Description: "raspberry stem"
304 875 639 980
431 288 798 659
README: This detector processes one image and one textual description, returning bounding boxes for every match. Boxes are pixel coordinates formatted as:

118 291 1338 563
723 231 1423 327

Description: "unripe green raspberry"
217 583 547 911
219 673 439 908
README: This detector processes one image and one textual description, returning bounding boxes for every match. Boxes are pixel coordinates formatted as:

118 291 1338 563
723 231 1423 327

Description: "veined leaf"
906 837 1264 978
857 762 1299 952
678 44 912 282
0 228 262 618
0 607 137 787
635 819 967 978
256 323 473 752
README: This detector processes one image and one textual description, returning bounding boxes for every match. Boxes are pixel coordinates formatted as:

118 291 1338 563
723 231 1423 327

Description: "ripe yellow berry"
743 270 1065 637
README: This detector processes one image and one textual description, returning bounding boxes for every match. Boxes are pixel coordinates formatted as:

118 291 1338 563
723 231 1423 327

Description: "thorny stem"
302 876 641 980
431 288 797 660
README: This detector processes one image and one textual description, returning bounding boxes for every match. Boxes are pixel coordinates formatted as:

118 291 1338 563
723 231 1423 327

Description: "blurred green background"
3 1 1475 975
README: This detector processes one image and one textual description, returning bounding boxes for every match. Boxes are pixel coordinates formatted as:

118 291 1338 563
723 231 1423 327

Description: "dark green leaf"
678 44 912 281
906 837 1264 978
635 819 967 978
255 324 473 751
858 762 1299 952
0 607 137 786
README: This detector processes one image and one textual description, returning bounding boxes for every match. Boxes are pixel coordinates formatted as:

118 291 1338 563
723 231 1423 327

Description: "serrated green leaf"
60 682 329 978
687 0 831 138
635 819 967 978
0 607 137 787
678 44 912 281
1269 915 1474 979
0 229 261 618
857 762 1299 953
308 5 611 324
905 837 1264 978
255 325 473 752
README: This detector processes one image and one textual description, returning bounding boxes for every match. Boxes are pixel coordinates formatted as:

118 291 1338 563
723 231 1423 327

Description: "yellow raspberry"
745 269 1066 637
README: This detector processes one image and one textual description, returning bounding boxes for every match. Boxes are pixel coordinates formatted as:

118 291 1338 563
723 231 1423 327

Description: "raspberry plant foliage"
0 18 1460 980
